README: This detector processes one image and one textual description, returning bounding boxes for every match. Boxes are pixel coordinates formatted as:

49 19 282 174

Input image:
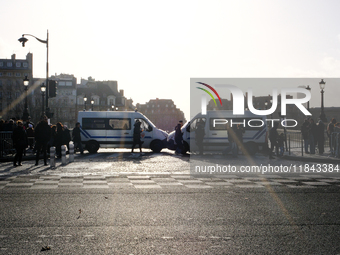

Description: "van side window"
83 118 106 129
188 118 206 132
108 118 131 130
135 119 152 132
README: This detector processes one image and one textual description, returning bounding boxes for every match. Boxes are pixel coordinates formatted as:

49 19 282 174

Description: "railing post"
61 145 67 165
289 135 291 155
69 141 74 162
301 139 303 156
50 146 56 167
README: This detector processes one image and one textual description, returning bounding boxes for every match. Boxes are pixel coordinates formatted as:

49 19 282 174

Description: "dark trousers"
269 140 278 158
131 138 142 152
35 142 47 165
14 146 24 164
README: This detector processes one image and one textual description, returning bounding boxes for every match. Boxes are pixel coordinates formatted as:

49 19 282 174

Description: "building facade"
0 53 33 121
136 99 186 132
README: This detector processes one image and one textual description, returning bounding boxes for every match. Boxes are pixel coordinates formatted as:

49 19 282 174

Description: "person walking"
309 118 317 154
327 118 336 153
195 121 205 155
34 116 51 166
301 119 310 154
316 119 325 155
131 120 143 153
269 122 279 159
175 120 184 155
63 125 72 151
13 120 28 166
26 124 35 150
55 122 64 158
72 122 84 154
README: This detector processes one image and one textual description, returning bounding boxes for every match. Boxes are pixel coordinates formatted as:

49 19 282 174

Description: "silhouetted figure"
175 120 184 155
316 119 325 155
35 116 51 166
195 121 205 155
13 120 27 166
72 122 84 154
131 120 142 153
269 122 279 159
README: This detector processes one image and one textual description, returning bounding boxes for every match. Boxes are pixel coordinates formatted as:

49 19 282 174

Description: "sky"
1 0 340 120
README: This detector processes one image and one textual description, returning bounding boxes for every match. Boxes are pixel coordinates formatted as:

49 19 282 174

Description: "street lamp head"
41 83 46 93
18 36 28 47
265 100 268 106
91 99 94 105
84 95 87 102
319 79 326 90
23 76 29 86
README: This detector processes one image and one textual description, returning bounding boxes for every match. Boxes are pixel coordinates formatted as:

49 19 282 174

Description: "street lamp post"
319 79 327 122
22 76 30 121
84 95 87 111
41 83 46 117
91 99 94 111
306 85 311 111
19 30 51 118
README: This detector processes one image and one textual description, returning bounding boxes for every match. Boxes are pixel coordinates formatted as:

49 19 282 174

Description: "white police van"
78 111 168 153
168 110 268 155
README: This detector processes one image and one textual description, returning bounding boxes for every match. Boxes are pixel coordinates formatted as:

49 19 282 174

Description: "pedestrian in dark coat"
269 122 279 159
131 120 143 153
175 120 184 154
26 124 35 150
63 125 72 151
195 121 205 155
55 122 64 158
72 122 84 154
34 116 51 165
316 119 325 155
309 118 317 154
301 119 310 153
13 120 27 166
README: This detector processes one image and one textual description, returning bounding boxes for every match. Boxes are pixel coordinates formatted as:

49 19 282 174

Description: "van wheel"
244 142 258 156
150 140 163 153
87 141 99 153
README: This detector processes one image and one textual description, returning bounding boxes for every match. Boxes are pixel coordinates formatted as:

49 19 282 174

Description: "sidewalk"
283 147 340 164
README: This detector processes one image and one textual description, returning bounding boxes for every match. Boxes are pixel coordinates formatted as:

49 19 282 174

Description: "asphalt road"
0 149 339 254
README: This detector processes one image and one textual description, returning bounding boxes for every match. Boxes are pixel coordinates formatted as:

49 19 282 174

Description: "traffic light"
49 80 57 98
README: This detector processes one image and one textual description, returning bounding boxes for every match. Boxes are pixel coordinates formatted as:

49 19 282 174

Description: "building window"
15 73 21 77
0 92 2 98
16 62 21 67
7 62 12 67
23 62 28 68
7 73 12 77
7 92 11 99
0 62 3 67
15 92 20 99
0 73 2 77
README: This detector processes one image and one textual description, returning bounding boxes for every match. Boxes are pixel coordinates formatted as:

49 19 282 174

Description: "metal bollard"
61 145 67 165
50 146 56 167
69 141 74 162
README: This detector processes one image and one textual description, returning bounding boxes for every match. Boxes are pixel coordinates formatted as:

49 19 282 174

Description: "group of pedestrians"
300 118 325 155
2 116 84 167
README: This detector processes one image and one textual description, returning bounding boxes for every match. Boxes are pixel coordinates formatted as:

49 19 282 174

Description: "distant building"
0 53 33 120
136 98 186 132
48 73 77 127
75 77 135 121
